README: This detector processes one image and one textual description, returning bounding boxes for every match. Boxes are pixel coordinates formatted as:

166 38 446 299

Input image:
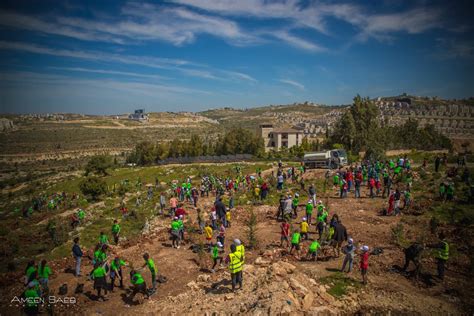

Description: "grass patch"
319 272 361 298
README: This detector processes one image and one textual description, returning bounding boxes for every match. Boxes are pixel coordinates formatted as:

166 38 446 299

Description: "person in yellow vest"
300 218 309 241
233 239 245 264
129 270 150 302
225 209 231 228
428 232 449 280
225 244 243 292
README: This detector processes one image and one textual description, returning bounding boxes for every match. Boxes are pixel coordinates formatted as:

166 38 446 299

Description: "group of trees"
328 95 452 160
128 128 265 165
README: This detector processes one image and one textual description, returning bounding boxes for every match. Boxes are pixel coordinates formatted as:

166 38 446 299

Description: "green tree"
246 209 258 249
134 141 157 164
188 134 204 156
85 155 113 176
79 177 107 201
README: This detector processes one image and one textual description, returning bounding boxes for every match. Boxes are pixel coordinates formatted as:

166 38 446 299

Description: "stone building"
258 124 303 151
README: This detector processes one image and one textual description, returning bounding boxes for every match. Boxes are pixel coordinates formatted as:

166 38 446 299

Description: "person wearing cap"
234 239 245 264
211 242 223 273
170 217 181 248
300 218 309 241
341 238 356 273
359 245 370 285
225 244 243 292
283 194 293 221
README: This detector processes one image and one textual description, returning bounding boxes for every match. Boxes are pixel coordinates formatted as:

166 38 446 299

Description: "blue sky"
0 0 473 114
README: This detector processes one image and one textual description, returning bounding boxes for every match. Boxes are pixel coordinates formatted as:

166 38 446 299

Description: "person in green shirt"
289 230 301 256
77 208 85 221
178 215 185 242
23 282 40 315
403 190 412 210
99 232 109 246
112 220 121 245
170 217 181 248
439 182 446 200
110 256 127 291
446 183 454 201
333 173 339 187
92 262 108 300
93 244 107 265
305 201 314 225
318 207 328 223
307 240 321 261
292 193 299 218
25 260 37 285
211 242 223 273
141 253 157 293
38 259 52 293
129 270 149 302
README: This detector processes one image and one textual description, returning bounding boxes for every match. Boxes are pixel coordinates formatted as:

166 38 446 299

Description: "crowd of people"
17 154 462 314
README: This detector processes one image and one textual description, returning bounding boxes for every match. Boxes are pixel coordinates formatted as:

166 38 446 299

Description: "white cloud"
0 41 189 68
0 2 448 58
271 30 326 52
48 67 169 80
356 7 443 42
279 79 305 90
173 0 444 44
0 41 256 82
0 71 212 95
0 11 125 44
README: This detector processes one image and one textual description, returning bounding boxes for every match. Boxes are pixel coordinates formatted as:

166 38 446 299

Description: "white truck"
303 149 348 169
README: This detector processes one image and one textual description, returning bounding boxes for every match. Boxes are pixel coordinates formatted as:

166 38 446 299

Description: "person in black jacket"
214 198 227 226
403 243 423 278
332 220 348 257
72 237 83 277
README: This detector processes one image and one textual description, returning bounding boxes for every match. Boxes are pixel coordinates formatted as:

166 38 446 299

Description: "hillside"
200 103 338 129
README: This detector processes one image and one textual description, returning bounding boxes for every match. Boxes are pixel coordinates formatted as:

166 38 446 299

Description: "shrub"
79 177 107 200
85 155 113 176
246 209 258 249
391 223 407 247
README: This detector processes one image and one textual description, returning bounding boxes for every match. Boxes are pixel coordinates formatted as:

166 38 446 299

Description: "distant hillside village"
3 96 472 142
277 96 474 139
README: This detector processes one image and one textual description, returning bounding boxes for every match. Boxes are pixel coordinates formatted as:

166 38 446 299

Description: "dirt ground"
0 169 472 315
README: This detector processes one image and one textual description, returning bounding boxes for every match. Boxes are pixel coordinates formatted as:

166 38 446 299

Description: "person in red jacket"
368 178 375 198
360 245 370 285
387 192 395 215
280 220 290 248
346 170 353 192
175 206 187 219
